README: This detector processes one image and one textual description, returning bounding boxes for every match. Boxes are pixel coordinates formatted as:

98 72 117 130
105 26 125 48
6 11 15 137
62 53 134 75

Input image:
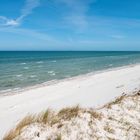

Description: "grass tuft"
87 110 103 120
3 115 35 140
105 94 126 109
58 105 80 120
41 109 51 124
55 134 62 140
3 129 17 140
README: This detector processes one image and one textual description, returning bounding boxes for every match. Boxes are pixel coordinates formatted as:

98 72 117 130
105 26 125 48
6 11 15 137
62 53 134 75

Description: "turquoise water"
0 51 140 93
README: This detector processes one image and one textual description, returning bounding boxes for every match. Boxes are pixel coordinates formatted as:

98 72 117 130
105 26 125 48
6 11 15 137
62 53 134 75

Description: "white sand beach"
0 64 140 138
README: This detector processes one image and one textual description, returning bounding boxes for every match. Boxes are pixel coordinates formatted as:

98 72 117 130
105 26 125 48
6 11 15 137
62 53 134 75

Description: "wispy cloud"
17 0 40 24
111 35 125 39
0 0 40 27
0 16 18 26
0 27 54 42
57 0 96 32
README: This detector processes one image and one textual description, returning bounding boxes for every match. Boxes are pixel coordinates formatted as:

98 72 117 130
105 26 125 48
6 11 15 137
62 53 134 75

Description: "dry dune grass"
57 105 80 120
3 105 102 140
104 93 126 109
3 115 36 140
37 109 54 124
3 91 140 140
3 106 78 140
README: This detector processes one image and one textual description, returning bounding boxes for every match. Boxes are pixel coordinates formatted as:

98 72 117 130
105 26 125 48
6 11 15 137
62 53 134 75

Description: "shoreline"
1 62 139 97
0 64 140 138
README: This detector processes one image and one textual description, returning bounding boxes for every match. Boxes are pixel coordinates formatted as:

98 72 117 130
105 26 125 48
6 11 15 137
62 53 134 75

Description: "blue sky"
0 0 140 51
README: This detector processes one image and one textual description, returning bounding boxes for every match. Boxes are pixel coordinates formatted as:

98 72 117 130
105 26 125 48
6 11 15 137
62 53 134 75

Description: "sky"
0 0 140 51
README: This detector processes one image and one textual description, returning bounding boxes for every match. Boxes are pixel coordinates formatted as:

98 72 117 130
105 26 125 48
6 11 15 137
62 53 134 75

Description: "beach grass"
3 91 140 140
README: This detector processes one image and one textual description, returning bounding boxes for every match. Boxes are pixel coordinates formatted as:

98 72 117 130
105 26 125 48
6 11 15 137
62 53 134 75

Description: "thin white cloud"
0 0 40 27
6 20 19 26
57 0 96 32
17 0 40 23
0 27 63 45
111 35 125 39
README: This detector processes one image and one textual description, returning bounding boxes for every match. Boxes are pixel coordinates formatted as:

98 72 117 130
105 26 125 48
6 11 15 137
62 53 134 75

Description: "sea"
0 51 140 94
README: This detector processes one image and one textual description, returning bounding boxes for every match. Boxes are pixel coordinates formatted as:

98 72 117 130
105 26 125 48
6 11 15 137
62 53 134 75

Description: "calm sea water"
0 51 140 93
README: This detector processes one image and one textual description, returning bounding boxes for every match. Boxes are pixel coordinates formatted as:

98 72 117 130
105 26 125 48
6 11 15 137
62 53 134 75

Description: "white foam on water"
0 89 12 93
48 71 54 74
24 67 29 70
13 88 20 90
16 74 23 77
50 73 56 76
30 75 37 78
48 71 56 76
20 63 26 65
